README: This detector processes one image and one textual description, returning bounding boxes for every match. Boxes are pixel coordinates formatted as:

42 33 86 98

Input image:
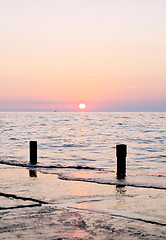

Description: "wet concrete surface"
0 165 166 239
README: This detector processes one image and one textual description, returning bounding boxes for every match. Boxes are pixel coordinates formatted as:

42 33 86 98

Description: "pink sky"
0 0 166 111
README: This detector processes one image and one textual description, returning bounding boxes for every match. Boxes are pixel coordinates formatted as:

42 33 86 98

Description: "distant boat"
54 110 57 112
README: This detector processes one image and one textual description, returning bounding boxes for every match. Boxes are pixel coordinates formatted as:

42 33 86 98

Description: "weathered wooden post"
116 144 127 179
30 141 37 164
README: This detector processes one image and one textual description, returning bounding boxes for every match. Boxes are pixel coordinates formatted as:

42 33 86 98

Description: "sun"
79 103 86 110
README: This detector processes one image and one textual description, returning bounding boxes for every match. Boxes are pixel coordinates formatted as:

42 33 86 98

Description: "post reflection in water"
29 169 37 178
115 185 127 208
116 185 126 195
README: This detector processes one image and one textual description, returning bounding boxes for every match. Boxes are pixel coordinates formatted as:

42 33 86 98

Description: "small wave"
81 158 96 162
2 128 13 132
144 130 155 133
1 160 166 190
58 175 166 190
9 137 19 140
147 174 166 178
62 144 86 148
158 174 166 177
48 144 87 148
0 160 101 171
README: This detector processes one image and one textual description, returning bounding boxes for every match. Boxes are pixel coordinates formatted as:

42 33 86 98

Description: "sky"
0 0 166 111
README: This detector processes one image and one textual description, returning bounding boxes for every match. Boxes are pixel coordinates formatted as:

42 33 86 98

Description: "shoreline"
0 164 166 239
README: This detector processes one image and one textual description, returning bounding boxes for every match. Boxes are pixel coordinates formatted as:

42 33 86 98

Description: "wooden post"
30 141 37 164
116 144 127 179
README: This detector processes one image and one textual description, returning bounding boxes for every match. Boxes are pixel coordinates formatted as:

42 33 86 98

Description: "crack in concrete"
0 192 49 205
0 203 42 210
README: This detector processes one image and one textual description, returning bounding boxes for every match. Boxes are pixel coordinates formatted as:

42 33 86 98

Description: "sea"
0 112 166 190
1 111 166 239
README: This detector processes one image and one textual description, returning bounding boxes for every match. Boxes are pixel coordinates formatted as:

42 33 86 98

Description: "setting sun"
79 103 86 110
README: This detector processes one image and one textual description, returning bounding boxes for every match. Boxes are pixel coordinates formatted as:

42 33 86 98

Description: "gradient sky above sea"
0 0 166 112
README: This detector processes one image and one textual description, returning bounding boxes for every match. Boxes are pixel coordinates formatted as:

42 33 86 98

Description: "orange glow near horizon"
0 1 166 111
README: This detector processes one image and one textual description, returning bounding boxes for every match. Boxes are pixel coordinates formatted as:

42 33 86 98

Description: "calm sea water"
0 112 166 189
